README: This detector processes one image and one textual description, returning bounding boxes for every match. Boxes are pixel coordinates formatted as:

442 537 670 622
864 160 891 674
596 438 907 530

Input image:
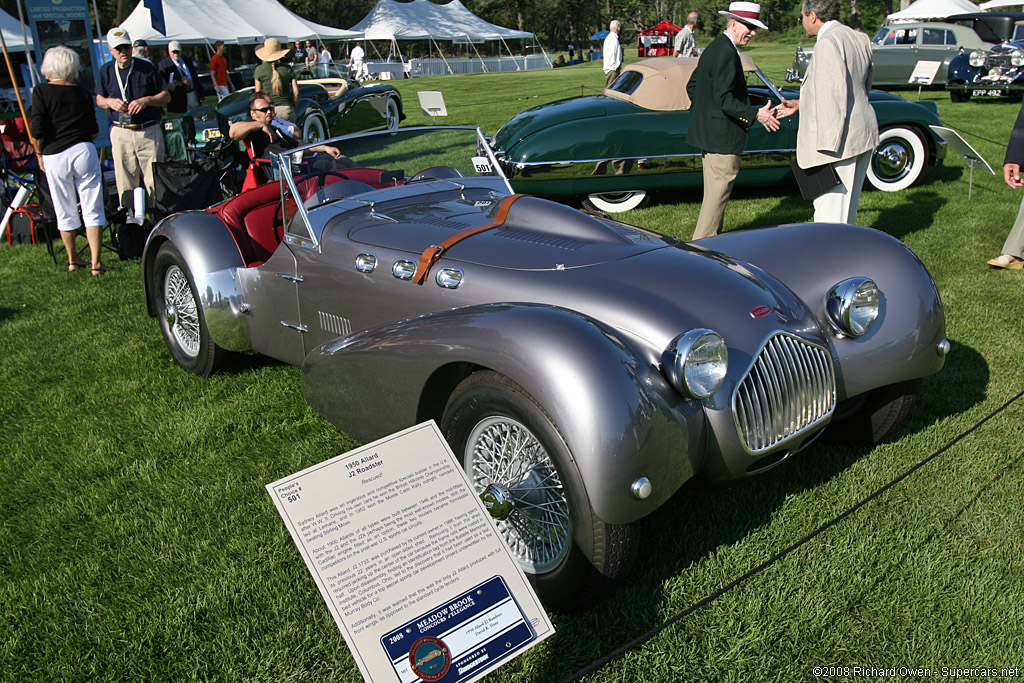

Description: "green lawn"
2 43 1023 681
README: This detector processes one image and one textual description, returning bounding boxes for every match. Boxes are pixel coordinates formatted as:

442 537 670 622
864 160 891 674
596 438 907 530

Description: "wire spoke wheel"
466 416 571 574
164 265 200 358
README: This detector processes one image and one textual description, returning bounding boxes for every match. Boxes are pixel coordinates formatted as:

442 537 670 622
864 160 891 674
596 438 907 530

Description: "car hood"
493 95 640 157
343 190 672 270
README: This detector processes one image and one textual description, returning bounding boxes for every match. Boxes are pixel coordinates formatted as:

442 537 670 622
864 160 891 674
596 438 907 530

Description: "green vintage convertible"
491 57 947 212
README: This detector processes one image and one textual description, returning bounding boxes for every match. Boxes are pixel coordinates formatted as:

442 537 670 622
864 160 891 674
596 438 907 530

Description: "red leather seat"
208 181 282 267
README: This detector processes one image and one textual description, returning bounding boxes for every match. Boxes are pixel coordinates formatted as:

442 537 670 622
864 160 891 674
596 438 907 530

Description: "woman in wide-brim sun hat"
253 37 300 121
718 1 768 30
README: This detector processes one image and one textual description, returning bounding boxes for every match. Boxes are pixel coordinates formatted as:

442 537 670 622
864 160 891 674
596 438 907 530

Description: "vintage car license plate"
381 576 534 682
972 88 1006 97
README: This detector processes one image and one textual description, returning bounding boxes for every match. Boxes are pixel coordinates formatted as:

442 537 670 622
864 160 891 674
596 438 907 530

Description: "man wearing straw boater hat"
686 1 779 240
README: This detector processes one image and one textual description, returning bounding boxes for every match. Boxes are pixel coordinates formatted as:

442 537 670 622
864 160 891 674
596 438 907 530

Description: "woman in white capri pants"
31 45 108 274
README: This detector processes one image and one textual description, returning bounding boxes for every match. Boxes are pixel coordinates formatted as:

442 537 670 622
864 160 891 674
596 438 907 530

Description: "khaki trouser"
692 153 741 240
1002 193 1024 258
110 124 165 208
810 151 871 224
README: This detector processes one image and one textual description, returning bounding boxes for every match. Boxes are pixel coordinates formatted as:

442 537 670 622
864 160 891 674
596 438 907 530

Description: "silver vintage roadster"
142 126 948 611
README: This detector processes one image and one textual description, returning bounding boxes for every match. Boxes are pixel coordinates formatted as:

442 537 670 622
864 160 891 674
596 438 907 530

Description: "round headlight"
826 277 879 337
1012 48 1024 67
665 329 728 399
969 50 986 67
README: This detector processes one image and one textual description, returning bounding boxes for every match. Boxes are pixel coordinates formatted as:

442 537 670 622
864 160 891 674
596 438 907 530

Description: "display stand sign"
24 0 107 145
908 60 942 85
267 421 554 683
929 125 995 199
417 91 448 117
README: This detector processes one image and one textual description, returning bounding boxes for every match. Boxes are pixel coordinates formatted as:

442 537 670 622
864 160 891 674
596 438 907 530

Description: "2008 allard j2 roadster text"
142 127 948 611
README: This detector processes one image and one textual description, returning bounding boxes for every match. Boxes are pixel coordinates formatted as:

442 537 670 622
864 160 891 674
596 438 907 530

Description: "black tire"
825 379 921 447
152 242 225 376
949 89 970 103
441 371 637 612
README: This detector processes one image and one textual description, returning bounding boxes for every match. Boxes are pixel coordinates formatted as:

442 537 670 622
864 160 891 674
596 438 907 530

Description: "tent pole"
15 0 38 86
499 36 522 71
467 35 488 73
430 37 452 75
0 29 38 151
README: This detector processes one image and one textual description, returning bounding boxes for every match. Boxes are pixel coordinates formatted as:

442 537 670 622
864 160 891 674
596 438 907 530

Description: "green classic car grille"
733 333 835 454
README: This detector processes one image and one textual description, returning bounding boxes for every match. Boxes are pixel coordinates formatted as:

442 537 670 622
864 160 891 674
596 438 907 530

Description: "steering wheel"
407 166 465 183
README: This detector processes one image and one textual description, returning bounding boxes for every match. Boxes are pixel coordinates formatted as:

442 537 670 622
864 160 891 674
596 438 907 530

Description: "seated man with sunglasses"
229 93 341 161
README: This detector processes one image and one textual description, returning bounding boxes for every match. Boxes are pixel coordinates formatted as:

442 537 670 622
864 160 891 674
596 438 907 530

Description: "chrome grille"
733 333 836 454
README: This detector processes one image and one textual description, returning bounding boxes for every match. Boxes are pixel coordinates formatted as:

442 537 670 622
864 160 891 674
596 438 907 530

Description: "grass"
3 43 1024 681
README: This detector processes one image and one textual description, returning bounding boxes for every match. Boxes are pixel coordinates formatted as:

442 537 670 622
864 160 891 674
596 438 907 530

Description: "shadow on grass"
534 340 987 682
0 306 18 324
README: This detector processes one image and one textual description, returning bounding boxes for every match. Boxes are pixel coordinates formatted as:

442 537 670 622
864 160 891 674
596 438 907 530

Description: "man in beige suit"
776 0 878 224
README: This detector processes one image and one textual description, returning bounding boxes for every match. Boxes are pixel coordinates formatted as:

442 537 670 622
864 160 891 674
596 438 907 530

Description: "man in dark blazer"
988 102 1024 268
686 1 779 240
159 40 201 114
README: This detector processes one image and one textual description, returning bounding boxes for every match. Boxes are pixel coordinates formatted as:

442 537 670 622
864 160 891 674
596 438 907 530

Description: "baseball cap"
168 40 182 52
106 28 131 49
132 39 148 48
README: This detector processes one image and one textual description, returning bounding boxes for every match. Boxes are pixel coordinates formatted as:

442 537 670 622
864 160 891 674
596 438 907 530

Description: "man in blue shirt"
96 27 169 209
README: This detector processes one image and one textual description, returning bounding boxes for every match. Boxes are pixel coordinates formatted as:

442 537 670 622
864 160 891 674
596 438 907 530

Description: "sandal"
91 265 112 276
987 254 1024 269
68 261 88 272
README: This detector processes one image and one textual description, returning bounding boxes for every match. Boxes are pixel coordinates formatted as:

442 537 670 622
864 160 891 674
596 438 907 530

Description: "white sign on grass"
266 421 554 683
908 60 942 85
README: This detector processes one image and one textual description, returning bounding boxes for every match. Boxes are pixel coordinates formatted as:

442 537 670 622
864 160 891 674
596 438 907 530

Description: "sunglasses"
251 106 274 113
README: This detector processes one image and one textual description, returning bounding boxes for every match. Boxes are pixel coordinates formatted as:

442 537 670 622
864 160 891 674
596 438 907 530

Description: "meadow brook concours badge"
382 576 534 683
408 637 450 680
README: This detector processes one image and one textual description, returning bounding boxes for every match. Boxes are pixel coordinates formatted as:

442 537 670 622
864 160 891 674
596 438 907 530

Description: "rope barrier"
560 387 1024 683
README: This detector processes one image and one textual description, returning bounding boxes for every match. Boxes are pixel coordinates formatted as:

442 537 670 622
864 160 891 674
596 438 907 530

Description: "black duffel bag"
152 156 223 216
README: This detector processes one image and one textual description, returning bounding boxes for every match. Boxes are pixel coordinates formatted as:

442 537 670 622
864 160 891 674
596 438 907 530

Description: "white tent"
884 0 981 23
0 8 32 52
119 0 361 45
980 0 1024 8
350 0 533 41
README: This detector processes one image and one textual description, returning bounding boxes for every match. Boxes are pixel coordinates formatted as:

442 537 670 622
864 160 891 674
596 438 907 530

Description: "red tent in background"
638 19 682 57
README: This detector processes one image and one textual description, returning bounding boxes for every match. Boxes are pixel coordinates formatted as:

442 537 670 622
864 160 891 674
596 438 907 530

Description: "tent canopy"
0 8 31 52
884 0 980 23
119 0 361 45
639 20 682 36
349 0 533 41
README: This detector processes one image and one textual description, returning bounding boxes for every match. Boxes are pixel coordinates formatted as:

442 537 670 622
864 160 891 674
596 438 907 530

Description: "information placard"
266 421 554 683
908 60 942 85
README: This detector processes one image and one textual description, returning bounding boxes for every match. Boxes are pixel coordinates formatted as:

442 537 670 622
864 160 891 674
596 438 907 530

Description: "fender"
142 211 251 352
301 303 706 525
699 223 946 399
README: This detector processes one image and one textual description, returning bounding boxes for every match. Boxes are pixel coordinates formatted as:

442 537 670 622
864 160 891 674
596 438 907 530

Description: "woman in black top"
31 45 108 274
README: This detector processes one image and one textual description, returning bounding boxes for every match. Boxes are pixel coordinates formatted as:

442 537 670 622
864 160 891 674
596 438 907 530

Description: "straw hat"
255 37 290 62
718 1 768 30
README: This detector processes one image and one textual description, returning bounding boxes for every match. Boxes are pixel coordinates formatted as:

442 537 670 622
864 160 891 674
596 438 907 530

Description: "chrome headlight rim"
969 50 987 67
825 277 880 338
1011 48 1024 67
664 328 728 400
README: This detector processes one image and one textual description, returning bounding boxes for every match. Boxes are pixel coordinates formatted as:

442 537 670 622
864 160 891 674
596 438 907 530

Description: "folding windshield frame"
275 126 511 251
